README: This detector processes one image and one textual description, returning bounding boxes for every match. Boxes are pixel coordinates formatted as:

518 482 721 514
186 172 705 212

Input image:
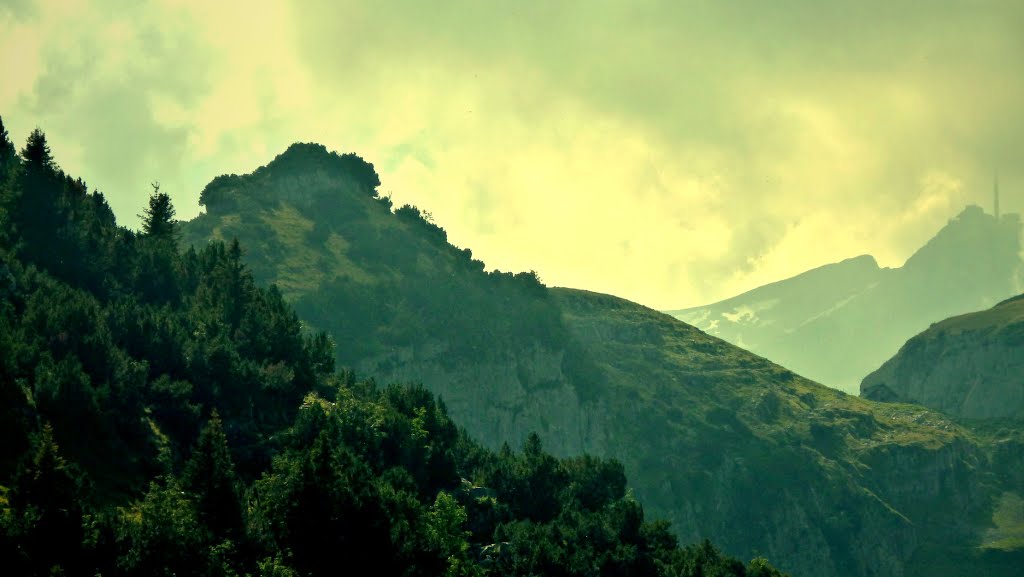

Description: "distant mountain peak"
669 203 1022 392
901 203 1020 274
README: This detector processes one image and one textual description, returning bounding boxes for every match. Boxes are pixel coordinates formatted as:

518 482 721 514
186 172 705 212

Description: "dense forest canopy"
0 118 786 576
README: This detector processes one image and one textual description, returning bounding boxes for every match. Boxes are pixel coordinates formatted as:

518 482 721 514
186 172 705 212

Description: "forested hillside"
183 140 1024 577
0 119 785 576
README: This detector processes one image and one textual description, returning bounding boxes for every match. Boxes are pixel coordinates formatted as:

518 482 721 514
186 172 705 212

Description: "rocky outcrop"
861 295 1024 419
359 341 612 457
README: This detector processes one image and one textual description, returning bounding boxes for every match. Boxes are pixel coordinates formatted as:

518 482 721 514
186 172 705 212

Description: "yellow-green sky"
2 0 1022 309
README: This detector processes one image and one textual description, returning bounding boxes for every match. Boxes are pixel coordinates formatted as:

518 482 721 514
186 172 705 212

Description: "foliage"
0 123 784 576
140 182 179 241
183 145 568 381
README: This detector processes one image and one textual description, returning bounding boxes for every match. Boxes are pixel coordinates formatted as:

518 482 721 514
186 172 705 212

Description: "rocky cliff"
861 295 1024 419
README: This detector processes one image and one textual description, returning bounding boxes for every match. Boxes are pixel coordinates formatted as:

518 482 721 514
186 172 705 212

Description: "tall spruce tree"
6 128 63 272
140 182 178 241
182 411 242 540
20 127 54 172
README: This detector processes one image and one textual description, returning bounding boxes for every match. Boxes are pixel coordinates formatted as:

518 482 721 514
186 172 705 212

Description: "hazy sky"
2 0 1022 309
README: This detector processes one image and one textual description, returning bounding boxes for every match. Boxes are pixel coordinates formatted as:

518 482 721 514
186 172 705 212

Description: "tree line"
0 117 787 576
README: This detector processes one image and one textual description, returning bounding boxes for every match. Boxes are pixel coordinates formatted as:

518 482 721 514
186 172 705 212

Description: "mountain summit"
668 205 1023 393
184 144 1024 577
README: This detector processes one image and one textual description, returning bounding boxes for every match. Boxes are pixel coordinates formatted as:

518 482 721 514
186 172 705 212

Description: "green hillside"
0 121 787 575
183 142 1024 577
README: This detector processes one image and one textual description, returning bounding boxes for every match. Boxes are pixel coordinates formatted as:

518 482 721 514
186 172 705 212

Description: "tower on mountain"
994 171 1000 220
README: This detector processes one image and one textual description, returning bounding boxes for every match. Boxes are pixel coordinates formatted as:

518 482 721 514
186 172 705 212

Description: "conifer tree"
0 115 16 179
182 410 242 539
140 182 178 241
5 423 85 575
20 127 54 172
5 128 63 271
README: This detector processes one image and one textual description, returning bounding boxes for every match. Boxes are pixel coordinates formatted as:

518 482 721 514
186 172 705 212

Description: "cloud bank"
2 0 1022 308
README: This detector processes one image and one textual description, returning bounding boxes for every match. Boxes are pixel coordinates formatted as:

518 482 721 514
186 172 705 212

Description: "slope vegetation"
0 123 784 576
184 142 1024 577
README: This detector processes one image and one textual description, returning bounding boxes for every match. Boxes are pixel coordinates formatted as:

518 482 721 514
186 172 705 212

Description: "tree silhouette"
20 127 54 172
0 115 16 178
141 182 178 240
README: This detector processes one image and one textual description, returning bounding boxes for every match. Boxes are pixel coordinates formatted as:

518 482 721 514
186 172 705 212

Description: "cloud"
3 0 217 221
2 0 1022 309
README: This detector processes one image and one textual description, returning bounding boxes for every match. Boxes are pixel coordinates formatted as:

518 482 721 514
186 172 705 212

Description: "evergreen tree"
4 128 63 272
135 183 182 304
0 115 16 180
141 182 178 241
4 423 85 575
182 410 242 539
20 127 54 172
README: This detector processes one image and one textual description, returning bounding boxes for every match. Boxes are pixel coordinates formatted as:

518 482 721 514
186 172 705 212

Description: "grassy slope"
558 288 1024 575
921 295 1024 336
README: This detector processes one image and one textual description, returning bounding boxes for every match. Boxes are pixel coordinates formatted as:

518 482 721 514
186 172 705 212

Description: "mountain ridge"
182 142 1024 577
668 206 1022 392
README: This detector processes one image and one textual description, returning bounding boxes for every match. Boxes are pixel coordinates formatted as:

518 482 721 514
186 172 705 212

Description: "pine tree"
5 423 85 575
140 182 178 241
135 183 182 304
0 115 16 179
181 410 242 539
5 128 63 270
20 127 54 172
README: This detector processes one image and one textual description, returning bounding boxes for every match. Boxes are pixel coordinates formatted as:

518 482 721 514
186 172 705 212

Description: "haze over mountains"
182 143 1024 577
668 205 1023 393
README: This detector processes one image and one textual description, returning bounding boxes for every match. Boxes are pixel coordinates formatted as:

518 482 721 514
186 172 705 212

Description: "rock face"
668 206 1023 393
359 340 613 457
183 143 1024 577
861 295 1024 419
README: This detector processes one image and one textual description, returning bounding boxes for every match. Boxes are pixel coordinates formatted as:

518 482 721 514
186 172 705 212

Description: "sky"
2 0 1022 310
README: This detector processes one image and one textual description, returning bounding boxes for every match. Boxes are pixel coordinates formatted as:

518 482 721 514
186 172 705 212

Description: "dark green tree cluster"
0 119 787 576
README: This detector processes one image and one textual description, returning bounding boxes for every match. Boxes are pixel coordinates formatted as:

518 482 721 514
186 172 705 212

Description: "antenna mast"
994 170 1000 219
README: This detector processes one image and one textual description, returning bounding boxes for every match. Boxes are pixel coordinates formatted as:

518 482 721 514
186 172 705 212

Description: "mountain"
183 143 1024 577
667 206 1023 393
861 294 1024 419
0 125 784 576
